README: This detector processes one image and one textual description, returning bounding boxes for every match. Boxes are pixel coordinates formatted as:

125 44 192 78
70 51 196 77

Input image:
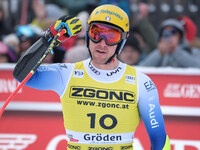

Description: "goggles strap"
105 39 124 64
87 40 93 60
105 52 116 64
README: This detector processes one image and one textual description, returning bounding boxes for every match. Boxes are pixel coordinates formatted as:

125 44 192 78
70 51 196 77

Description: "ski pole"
0 29 66 118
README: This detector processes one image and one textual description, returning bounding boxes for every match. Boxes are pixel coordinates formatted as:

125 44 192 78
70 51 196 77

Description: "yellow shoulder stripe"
162 135 171 150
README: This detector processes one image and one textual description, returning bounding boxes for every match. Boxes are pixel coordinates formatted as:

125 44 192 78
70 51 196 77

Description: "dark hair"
124 33 141 53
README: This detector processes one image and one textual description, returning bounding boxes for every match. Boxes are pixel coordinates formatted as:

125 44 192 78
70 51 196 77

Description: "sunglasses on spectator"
88 23 128 46
161 29 178 40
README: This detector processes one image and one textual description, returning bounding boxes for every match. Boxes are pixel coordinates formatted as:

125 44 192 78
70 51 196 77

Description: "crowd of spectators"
0 0 199 68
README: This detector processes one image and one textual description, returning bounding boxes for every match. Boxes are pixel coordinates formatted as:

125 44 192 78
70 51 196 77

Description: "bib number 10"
87 113 117 129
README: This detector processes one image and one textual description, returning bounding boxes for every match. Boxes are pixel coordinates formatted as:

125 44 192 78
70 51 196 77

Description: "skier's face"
89 39 117 65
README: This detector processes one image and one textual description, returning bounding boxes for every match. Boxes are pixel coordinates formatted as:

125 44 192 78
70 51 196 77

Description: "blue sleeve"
137 71 166 150
25 63 74 96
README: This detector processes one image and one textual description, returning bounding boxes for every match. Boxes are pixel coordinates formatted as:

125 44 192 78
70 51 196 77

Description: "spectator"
77 10 89 38
16 25 40 56
0 42 17 63
133 29 150 56
45 0 95 16
31 0 47 29
64 31 89 63
118 33 143 65
3 33 20 60
190 38 200 50
0 5 13 40
131 2 157 55
46 3 65 20
177 16 197 43
139 19 200 68
177 16 200 50
32 1 65 30
64 45 89 63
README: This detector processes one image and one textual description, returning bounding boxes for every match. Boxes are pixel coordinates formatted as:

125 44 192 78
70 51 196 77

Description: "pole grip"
0 29 65 118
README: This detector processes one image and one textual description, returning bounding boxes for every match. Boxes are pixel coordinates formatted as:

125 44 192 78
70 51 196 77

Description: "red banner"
149 74 200 107
1 112 200 150
0 65 200 150
0 69 59 103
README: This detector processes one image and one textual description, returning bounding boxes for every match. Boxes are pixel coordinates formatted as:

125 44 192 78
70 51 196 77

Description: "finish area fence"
0 64 200 150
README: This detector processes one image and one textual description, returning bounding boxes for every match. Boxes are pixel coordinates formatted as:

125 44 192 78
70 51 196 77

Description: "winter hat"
3 33 20 45
46 4 65 19
159 19 185 41
124 33 142 54
16 25 35 41
177 16 197 42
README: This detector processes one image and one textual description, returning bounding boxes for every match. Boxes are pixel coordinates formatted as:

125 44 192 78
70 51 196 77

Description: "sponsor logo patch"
88 146 113 150
73 70 84 78
105 16 111 21
67 144 81 150
121 145 133 150
70 86 135 103
125 75 135 85
144 80 156 92
84 133 122 142
97 9 123 20
106 67 122 76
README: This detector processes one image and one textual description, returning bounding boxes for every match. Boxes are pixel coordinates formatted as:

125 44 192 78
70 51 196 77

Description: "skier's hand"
49 15 82 42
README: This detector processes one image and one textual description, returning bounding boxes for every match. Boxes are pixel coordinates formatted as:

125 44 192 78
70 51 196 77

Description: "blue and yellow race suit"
25 58 170 150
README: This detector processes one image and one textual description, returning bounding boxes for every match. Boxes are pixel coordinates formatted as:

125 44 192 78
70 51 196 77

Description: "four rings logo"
70 86 135 103
88 62 100 75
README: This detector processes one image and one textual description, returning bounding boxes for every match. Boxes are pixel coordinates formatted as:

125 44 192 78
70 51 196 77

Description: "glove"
49 15 82 42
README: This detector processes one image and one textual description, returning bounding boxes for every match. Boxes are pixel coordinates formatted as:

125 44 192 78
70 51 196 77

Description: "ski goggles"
161 29 178 40
88 23 128 46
